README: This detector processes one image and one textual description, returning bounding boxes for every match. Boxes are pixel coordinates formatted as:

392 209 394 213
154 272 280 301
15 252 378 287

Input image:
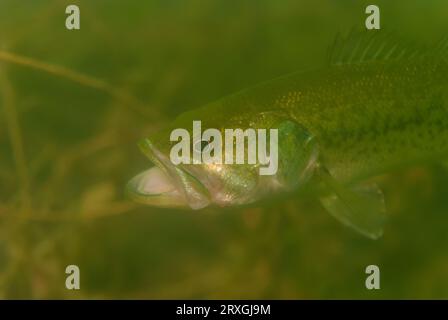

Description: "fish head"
126 109 319 209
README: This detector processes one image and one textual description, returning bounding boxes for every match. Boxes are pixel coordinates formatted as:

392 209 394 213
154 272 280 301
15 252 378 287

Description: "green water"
0 0 447 298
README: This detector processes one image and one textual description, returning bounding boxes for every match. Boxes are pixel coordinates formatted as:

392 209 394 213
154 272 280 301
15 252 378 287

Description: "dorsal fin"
327 29 448 66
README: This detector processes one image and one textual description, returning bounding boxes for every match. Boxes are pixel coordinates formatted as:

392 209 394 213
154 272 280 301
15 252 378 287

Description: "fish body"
127 33 448 238
246 59 448 183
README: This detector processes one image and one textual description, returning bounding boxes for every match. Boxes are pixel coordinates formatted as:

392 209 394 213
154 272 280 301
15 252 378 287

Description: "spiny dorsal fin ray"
327 29 447 66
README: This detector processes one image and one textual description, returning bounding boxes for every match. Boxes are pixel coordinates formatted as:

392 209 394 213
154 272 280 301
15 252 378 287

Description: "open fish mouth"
126 139 211 209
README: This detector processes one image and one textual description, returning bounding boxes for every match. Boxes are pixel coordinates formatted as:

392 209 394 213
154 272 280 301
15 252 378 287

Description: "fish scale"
234 60 448 182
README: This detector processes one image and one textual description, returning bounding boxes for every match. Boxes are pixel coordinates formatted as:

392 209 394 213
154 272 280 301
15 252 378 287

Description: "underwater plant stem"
0 201 139 223
0 67 31 213
0 50 154 118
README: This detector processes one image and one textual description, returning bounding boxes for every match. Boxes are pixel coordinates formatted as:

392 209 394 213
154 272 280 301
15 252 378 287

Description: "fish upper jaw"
126 138 211 210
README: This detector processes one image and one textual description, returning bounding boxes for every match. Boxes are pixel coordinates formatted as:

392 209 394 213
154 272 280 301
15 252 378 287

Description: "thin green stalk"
0 67 30 213
0 50 155 118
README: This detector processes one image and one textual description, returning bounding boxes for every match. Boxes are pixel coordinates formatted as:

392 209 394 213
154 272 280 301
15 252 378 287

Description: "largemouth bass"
127 32 448 239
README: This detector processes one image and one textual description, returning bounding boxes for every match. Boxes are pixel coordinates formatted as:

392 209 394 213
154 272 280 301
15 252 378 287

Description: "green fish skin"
127 33 448 239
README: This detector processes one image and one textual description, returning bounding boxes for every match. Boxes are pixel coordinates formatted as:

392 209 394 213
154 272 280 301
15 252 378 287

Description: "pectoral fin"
316 165 387 240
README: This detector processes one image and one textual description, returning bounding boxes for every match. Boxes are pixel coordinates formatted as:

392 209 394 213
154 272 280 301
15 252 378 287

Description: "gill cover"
274 119 319 189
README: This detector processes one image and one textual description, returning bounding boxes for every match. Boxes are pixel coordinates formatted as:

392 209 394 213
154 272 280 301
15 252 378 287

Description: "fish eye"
194 140 211 153
201 140 210 151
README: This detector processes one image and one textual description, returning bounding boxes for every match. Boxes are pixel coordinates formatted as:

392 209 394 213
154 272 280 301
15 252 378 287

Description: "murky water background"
0 0 447 298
